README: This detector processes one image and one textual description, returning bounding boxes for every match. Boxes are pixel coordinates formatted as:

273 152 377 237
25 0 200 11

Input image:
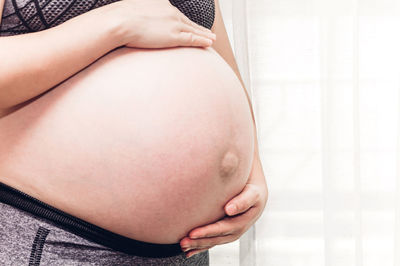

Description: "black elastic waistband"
0 182 183 258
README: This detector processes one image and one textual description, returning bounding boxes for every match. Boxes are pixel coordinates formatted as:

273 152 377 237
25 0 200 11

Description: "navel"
219 151 239 178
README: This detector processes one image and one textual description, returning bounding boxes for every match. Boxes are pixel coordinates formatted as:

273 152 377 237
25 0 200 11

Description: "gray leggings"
0 202 209 266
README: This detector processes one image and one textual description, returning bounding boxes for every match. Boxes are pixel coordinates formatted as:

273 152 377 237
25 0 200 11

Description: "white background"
211 0 400 265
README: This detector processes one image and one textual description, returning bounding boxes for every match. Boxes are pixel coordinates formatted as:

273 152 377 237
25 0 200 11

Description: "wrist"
92 2 131 48
100 2 139 47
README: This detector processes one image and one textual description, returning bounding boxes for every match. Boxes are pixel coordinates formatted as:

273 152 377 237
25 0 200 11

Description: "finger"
180 23 216 41
186 247 212 259
178 32 213 47
188 218 234 239
184 235 238 250
187 208 257 239
225 184 260 216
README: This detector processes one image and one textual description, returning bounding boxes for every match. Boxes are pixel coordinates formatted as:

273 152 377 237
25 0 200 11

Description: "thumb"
224 184 259 216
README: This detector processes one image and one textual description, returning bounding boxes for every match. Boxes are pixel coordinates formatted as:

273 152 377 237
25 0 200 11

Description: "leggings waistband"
0 182 183 258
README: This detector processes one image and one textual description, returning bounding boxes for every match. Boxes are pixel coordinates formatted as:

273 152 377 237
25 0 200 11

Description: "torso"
0 1 255 244
0 46 255 244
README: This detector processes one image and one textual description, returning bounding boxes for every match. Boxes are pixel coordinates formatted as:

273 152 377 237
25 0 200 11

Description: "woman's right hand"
110 0 216 48
0 0 216 110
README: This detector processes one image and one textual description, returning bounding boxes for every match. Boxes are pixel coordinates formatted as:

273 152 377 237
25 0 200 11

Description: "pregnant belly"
0 46 255 244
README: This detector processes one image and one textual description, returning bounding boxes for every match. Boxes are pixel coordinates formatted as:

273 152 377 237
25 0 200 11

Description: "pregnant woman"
0 0 268 265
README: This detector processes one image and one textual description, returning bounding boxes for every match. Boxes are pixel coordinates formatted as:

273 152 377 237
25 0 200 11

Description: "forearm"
0 2 124 109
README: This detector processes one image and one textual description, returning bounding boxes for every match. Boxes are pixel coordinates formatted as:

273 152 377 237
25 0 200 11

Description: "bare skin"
0 0 216 112
0 46 255 243
0 0 268 255
180 0 269 257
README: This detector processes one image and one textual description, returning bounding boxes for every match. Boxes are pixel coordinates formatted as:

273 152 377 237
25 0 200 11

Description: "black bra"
0 0 215 36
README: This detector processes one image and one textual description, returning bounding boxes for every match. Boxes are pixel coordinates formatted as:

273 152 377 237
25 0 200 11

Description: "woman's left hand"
180 154 268 258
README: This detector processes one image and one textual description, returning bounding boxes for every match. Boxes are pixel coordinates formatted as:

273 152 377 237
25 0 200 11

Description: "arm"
0 0 216 113
0 3 123 111
0 0 4 25
180 0 269 257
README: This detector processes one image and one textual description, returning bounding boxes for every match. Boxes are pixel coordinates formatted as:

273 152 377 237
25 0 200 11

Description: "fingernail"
227 204 236 214
187 250 203 258
183 247 193 252
187 252 196 258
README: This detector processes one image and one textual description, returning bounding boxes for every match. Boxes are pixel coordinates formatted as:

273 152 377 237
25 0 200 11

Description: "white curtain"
210 0 400 265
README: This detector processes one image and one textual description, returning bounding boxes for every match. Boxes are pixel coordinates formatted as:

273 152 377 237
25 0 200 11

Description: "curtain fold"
212 0 400 265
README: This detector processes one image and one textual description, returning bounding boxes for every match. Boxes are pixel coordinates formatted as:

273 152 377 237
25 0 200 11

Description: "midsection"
0 46 255 244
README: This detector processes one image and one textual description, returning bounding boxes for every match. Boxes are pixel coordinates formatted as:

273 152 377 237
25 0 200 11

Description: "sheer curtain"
210 0 400 265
